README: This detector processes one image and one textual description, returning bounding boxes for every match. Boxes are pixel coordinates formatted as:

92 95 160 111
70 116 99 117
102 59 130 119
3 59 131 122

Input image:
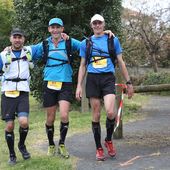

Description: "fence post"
113 67 123 139
81 74 89 113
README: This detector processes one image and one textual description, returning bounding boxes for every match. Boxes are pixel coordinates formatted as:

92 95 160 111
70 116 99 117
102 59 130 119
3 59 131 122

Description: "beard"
12 43 23 50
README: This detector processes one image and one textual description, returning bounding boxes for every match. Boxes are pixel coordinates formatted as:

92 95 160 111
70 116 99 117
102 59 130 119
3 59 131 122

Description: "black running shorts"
43 82 73 107
1 92 29 121
86 72 116 98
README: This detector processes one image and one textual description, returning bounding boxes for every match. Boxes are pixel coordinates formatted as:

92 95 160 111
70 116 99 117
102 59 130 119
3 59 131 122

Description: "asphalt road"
67 96 170 170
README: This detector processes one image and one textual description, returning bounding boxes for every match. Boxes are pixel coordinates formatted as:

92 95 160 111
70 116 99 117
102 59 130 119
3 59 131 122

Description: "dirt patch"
124 132 170 148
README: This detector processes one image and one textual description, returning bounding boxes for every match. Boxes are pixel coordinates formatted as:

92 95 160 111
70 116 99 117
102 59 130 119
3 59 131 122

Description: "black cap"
11 28 25 36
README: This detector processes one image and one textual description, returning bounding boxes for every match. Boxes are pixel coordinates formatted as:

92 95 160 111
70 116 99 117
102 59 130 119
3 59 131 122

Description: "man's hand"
126 84 134 99
104 30 115 38
61 33 69 41
76 86 83 101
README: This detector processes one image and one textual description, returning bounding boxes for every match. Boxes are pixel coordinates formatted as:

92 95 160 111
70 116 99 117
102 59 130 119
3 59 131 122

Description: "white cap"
90 14 104 23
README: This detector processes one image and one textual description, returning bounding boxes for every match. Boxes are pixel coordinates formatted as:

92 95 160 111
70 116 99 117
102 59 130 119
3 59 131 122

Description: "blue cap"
49 18 63 26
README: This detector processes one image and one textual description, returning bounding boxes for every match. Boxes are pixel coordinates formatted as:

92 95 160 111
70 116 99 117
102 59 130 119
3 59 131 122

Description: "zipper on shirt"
16 60 20 90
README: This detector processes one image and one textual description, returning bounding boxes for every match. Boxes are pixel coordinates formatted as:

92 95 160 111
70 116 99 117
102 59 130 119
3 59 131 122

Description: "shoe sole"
8 161 17 165
8 159 17 165
19 151 31 160
23 155 31 160
96 157 105 161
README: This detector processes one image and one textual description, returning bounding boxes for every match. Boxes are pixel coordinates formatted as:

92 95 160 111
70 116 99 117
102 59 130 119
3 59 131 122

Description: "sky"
122 0 169 11
122 0 170 22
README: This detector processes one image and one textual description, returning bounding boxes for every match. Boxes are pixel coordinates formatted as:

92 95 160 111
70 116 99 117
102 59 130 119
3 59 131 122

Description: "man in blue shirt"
76 14 134 161
0 19 80 162
31 18 80 158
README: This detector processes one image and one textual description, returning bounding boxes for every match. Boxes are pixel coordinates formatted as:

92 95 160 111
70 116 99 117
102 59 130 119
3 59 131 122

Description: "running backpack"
85 35 117 66
42 38 72 67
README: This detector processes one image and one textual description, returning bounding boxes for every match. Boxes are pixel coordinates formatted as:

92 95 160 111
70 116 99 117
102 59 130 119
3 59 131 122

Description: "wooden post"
81 74 89 113
113 67 123 139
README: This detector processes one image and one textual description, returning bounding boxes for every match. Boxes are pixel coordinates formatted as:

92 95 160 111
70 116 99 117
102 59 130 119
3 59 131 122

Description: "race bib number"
92 57 107 68
47 81 62 90
5 91 20 98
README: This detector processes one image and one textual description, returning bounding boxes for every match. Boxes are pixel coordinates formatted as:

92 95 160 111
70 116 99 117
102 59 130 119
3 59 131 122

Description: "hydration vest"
85 35 117 67
42 38 73 67
3 47 33 73
0 47 32 92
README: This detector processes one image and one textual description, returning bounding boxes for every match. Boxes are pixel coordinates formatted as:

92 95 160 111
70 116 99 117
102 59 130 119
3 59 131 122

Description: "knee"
47 117 55 125
60 112 68 122
106 110 115 120
6 123 14 132
19 119 29 128
92 112 100 122
47 112 55 125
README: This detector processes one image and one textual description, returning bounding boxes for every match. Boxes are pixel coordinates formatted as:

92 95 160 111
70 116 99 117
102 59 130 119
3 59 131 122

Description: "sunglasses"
92 21 103 25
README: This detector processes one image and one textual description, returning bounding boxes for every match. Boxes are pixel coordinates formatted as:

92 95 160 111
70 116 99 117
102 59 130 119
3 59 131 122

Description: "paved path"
67 96 170 170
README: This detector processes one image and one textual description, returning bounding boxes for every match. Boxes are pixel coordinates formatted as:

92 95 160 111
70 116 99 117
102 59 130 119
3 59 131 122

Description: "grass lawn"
0 93 149 170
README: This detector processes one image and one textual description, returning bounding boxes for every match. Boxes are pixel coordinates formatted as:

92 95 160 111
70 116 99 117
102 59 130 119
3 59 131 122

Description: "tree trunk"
134 84 170 93
151 53 158 72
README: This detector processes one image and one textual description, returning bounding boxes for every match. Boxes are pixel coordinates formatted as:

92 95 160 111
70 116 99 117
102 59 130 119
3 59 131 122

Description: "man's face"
91 20 105 35
48 24 64 39
10 35 25 50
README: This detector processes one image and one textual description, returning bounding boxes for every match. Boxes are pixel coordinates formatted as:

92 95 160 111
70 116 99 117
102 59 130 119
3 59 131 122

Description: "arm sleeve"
0 55 3 70
71 38 81 52
30 43 43 60
79 40 86 58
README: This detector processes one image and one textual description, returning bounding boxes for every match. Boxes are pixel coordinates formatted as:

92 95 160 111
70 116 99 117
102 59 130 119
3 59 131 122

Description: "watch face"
126 81 132 85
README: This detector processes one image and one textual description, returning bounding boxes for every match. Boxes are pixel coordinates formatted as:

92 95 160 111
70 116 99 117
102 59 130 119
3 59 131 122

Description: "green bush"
142 71 170 85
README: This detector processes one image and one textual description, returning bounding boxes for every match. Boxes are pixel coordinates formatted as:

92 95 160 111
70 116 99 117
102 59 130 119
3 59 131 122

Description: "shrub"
142 71 170 85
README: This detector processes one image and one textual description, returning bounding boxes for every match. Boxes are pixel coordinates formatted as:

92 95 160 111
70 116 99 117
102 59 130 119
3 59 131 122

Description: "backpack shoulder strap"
85 37 92 65
107 35 117 67
65 38 72 65
42 40 49 64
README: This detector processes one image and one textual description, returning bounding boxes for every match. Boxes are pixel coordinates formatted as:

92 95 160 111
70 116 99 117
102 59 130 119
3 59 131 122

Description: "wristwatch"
126 80 132 85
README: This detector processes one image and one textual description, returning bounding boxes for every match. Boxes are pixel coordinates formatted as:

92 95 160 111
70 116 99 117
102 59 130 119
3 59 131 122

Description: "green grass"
0 93 149 170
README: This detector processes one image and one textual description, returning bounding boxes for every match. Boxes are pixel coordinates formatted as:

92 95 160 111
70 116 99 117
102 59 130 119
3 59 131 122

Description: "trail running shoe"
47 145 56 156
18 144 31 160
8 154 17 165
58 144 69 158
96 147 105 161
104 140 116 157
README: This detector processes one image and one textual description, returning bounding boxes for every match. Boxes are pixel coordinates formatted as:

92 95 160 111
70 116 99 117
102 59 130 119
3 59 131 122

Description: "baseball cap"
90 14 105 23
11 28 25 36
49 18 64 26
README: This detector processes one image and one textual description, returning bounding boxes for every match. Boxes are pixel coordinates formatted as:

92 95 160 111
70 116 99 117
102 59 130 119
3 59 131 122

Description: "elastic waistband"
88 72 114 75
2 91 29 95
